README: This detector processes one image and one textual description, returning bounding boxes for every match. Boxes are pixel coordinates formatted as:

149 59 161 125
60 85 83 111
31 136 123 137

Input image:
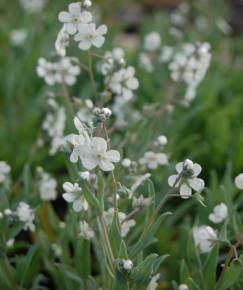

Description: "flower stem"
88 50 98 101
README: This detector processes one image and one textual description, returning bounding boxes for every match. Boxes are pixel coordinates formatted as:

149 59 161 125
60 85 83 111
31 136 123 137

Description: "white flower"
100 47 125 75
139 53 154 72
160 46 173 63
37 58 57 85
79 221 94 240
139 151 168 170
108 66 139 101
178 284 189 290
10 29 27 46
122 158 132 168
74 23 107 50
235 173 243 190
37 167 57 201
209 203 228 224
51 244 62 257
0 161 11 183
168 159 205 199
16 202 35 232
77 137 120 172
79 171 91 180
147 273 160 290
156 135 168 146
132 195 151 208
55 27 70 56
62 182 88 212
58 2 92 35
6 238 15 248
55 57 81 86
193 225 217 253
20 0 45 14
144 32 161 52
121 259 133 270
103 208 135 237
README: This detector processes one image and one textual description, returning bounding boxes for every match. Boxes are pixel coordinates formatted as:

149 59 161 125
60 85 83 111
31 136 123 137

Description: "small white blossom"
74 23 107 50
79 221 94 240
19 0 45 14
0 161 11 183
37 58 57 85
16 202 35 232
63 182 88 212
51 244 62 257
140 151 168 170
121 259 133 270
99 47 125 75
58 2 92 35
193 225 217 253
139 53 154 72
178 284 189 290
55 27 70 56
37 167 57 201
108 66 139 101
209 203 228 224
79 171 91 180
4 209 12 216
144 32 161 52
147 273 160 290
55 57 81 85
122 158 132 168
168 159 205 199
75 137 120 172
6 239 15 248
10 29 27 46
132 195 151 208
235 173 243 190
157 135 168 146
160 46 173 63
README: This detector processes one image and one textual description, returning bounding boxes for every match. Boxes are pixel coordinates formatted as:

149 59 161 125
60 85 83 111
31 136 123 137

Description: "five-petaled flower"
58 2 92 35
168 159 205 198
62 182 88 212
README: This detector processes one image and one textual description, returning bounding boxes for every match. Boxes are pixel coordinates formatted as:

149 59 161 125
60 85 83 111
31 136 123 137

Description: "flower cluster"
37 57 80 86
36 167 57 201
16 202 35 232
169 42 211 105
42 98 67 155
58 2 107 51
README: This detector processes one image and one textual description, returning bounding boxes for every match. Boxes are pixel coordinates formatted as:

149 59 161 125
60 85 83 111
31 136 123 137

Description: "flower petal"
63 182 74 192
179 184 192 199
99 160 114 171
58 11 71 22
91 137 107 152
189 178 205 192
73 200 83 212
82 157 98 170
193 163 202 176
78 39 92 50
96 24 108 35
105 150 120 163
69 2 81 14
176 162 184 173
168 174 180 187
92 36 105 48
65 23 77 35
63 192 76 203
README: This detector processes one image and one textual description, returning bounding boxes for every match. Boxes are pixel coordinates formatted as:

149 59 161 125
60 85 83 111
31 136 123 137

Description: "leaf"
118 240 129 260
203 244 219 289
88 276 97 290
129 212 172 258
109 210 122 257
83 189 100 212
217 256 243 290
55 263 83 284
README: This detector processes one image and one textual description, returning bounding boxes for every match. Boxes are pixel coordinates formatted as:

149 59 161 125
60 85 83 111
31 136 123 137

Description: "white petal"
81 11 92 23
91 137 107 152
63 192 76 203
193 163 202 176
73 200 83 212
78 39 92 50
99 160 114 171
58 11 71 22
63 182 74 192
176 162 184 173
105 150 120 163
69 3 81 14
96 24 108 35
92 36 105 48
77 23 90 35
82 157 98 170
126 78 139 90
168 174 180 187
157 153 168 165
189 178 205 192
179 184 192 199
65 23 77 35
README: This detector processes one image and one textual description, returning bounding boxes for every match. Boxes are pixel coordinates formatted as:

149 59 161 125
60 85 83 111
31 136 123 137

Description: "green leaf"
118 240 129 260
217 256 243 290
88 276 97 290
83 189 100 212
129 212 171 258
109 210 122 257
203 244 219 289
